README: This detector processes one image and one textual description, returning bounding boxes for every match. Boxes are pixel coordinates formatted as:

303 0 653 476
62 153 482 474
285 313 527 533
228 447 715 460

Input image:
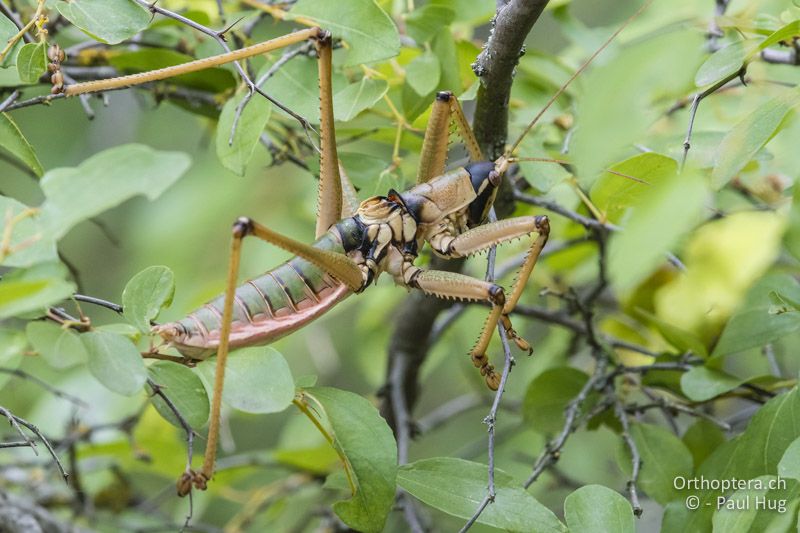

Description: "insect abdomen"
157 228 353 359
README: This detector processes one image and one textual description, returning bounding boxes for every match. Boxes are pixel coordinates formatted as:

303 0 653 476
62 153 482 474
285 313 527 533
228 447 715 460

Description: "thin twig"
524 359 607 488
514 190 616 232
388 328 428 532
415 394 483 434
132 0 313 134
460 209 516 532
0 406 69 482
0 89 20 112
612 393 643 517
229 43 310 144
0 368 88 407
680 67 745 171
60 71 94 119
72 294 124 314
146 378 197 528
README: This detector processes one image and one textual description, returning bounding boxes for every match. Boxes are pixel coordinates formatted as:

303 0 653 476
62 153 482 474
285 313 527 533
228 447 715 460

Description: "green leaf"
398 457 565 533
147 361 209 428
768 290 800 315
570 29 704 186
39 144 191 239
431 28 460 94
306 387 398 533
617 423 693 505
405 5 455 44
711 476 772 533
0 113 43 176
711 87 800 189
0 196 56 268
522 367 589 434
0 14 24 67
785 184 800 261
0 329 26 389
682 419 726 468
333 77 388 122
589 153 677 224
714 274 800 357
82 330 147 396
288 0 400 66
608 168 706 292
681 366 744 402
295 374 318 388
719 389 800 473
754 20 800 57
517 130 571 192
197 347 294 414
563 485 634 533
405 52 441 96
778 437 800 481
635 308 708 358
55 0 150 45
122 266 175 333
655 212 784 343
694 40 750 87
260 56 328 123
96 322 140 338
15 42 46 84
216 87 272 176
0 262 75 319
109 49 236 93
26 321 88 369
666 388 800 531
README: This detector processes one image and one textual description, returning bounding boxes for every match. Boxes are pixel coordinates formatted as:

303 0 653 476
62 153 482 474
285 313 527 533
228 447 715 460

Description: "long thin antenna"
505 0 656 156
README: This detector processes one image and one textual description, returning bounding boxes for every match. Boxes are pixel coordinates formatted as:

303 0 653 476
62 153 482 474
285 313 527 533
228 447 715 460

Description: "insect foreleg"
409 269 506 390
427 215 551 375
446 214 550 310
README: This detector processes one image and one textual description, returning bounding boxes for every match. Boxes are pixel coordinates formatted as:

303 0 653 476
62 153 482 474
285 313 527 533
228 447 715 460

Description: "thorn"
217 15 246 40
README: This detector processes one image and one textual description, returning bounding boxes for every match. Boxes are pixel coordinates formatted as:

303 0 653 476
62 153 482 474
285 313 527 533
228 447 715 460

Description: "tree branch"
473 0 550 217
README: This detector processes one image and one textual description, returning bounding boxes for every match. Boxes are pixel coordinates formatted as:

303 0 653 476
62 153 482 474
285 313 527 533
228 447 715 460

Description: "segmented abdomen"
156 229 352 359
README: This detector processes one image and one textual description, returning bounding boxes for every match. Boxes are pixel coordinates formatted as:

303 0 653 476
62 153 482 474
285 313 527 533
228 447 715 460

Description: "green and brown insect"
54 3 648 496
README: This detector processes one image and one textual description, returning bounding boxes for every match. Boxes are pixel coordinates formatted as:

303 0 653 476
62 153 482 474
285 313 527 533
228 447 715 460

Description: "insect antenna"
504 0 656 159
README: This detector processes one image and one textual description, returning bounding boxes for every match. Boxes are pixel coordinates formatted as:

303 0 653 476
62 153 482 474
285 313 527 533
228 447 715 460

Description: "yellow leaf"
654 212 786 343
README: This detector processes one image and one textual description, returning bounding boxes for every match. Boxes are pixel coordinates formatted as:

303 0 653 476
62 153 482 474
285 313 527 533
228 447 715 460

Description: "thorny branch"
146 377 198 529
613 392 643 517
681 0 800 168
130 0 313 133
460 210 517 531
379 0 551 438
472 0 551 218
0 406 68 483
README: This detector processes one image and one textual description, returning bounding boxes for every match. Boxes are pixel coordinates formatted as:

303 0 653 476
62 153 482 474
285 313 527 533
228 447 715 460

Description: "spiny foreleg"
409 269 507 390
428 215 550 385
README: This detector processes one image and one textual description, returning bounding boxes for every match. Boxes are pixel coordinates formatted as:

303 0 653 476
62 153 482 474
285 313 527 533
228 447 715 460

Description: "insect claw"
485 369 501 391
176 470 194 497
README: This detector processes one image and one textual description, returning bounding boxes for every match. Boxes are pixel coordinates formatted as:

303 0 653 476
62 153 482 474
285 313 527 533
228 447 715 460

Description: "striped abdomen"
156 225 356 359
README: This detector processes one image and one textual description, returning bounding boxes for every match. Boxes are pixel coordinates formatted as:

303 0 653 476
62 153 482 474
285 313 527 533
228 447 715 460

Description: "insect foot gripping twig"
47 44 65 95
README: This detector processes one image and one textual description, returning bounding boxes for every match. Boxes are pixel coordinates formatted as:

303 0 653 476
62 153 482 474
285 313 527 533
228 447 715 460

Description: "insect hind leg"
177 216 364 496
